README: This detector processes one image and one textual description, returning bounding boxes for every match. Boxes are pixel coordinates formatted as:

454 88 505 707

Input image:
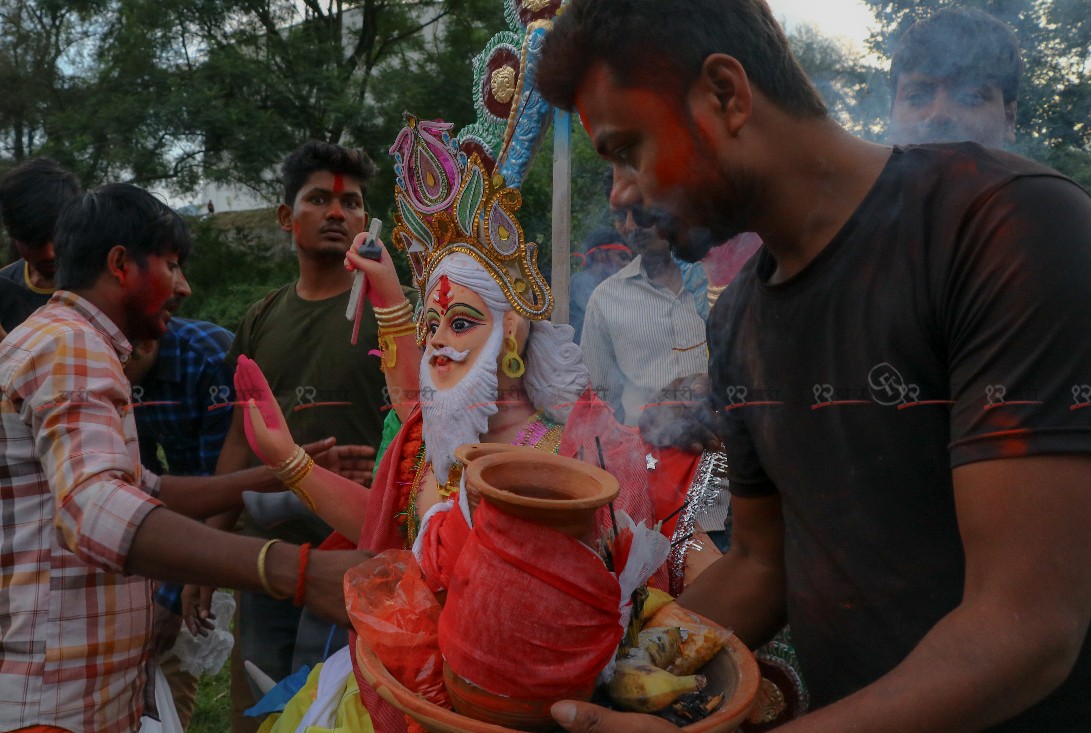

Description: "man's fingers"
551 700 679 733
335 444 377 458
302 437 337 459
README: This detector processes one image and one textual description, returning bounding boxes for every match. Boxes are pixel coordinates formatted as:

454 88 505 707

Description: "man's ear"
106 244 131 286
695 53 753 136
277 202 294 234
1004 100 1017 145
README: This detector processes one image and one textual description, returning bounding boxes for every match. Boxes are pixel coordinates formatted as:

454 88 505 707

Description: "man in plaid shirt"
0 183 364 733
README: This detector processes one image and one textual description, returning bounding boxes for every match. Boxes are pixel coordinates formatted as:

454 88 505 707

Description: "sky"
767 0 878 50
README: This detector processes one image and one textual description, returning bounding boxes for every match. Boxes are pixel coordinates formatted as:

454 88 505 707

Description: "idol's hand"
235 354 294 466
344 234 405 308
551 701 680 732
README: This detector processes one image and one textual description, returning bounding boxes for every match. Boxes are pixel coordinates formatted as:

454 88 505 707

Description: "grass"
187 662 234 733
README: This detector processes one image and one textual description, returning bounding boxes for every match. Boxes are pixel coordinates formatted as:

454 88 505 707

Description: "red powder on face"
293 220 301 239
435 274 452 312
332 174 345 196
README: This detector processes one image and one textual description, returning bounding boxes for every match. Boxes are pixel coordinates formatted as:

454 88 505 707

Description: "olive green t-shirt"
228 281 386 541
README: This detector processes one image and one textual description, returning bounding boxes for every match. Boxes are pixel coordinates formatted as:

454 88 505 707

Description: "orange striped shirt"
0 291 162 733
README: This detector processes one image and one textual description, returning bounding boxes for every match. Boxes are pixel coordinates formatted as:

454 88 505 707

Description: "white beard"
419 320 504 484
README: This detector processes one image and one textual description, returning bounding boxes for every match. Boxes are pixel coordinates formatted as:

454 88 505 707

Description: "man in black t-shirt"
0 158 82 335
535 1 1091 732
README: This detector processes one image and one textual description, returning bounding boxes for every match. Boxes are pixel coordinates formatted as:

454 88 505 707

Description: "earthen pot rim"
465 450 620 512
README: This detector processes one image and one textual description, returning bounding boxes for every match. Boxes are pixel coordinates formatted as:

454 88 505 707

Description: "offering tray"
354 629 761 733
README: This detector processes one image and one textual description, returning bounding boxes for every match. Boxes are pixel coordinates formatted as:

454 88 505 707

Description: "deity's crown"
389 113 552 338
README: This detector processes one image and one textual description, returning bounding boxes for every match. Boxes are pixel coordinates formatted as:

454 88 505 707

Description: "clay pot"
464 449 620 542
355 634 761 733
442 662 595 732
451 443 541 515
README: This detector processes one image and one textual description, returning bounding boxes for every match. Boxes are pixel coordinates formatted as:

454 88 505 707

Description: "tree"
0 0 506 196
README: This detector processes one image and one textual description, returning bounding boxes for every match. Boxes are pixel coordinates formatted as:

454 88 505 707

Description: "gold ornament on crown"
388 114 553 343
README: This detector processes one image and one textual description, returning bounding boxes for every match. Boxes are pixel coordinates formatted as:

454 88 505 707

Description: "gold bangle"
376 313 415 329
374 302 413 323
257 539 290 599
373 299 413 315
286 457 317 512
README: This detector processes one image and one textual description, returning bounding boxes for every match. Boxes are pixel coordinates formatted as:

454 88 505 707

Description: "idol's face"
889 72 1015 149
423 277 494 391
576 63 755 263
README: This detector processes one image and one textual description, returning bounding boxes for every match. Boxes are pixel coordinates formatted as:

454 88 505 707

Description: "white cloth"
138 665 184 733
293 645 354 733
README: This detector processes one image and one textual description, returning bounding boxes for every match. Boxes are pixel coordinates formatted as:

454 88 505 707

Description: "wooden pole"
551 110 572 325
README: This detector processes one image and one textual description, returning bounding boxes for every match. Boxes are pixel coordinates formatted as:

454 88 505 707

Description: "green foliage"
177 213 298 331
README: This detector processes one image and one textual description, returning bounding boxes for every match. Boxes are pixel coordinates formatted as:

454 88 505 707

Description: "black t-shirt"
709 144 1091 730
0 260 52 332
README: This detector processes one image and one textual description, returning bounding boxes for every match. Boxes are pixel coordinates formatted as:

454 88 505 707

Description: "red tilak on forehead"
332 174 344 196
434 274 452 311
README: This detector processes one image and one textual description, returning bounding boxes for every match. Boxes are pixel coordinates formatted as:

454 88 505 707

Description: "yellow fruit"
637 626 683 669
606 659 705 713
640 588 674 622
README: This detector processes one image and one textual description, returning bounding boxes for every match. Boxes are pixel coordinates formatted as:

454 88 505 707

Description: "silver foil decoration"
668 450 729 595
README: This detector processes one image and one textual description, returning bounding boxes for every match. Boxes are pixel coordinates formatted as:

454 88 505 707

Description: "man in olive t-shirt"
212 141 386 733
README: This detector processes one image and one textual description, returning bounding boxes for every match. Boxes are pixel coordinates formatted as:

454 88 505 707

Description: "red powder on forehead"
332 174 345 196
435 274 452 311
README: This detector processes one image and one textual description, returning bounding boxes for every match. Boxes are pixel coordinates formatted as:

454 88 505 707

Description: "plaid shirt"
0 291 162 733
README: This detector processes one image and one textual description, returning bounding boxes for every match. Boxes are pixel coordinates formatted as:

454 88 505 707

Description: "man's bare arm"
127 506 369 626
678 492 787 648
206 409 252 532
778 455 1091 732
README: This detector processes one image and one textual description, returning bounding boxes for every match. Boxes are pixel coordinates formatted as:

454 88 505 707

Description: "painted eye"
450 317 481 334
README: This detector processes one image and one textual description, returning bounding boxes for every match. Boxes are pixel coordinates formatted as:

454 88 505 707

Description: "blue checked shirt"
132 317 235 612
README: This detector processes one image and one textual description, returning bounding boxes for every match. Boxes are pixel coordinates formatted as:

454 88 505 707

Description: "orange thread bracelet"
294 543 311 607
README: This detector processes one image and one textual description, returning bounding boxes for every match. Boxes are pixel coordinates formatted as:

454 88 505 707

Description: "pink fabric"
352 408 425 733
438 502 623 699
701 232 763 287
558 388 669 589
358 407 425 555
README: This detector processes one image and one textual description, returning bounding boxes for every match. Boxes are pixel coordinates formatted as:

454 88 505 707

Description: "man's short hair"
280 140 377 205
890 8 1022 105
0 158 82 248
538 0 827 118
54 184 193 291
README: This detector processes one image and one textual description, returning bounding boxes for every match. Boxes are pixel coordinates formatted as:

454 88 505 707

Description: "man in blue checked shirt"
125 316 236 730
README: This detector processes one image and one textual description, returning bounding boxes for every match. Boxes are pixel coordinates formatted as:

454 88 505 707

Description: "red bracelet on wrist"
294 543 311 607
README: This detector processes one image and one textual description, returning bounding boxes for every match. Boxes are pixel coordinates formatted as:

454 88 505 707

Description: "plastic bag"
344 550 449 710
169 590 235 677
138 664 184 733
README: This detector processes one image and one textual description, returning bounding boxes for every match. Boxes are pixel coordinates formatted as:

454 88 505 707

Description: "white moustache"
428 345 471 364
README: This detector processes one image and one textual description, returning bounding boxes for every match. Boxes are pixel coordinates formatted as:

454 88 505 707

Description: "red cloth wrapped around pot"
415 502 472 594
439 501 623 699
